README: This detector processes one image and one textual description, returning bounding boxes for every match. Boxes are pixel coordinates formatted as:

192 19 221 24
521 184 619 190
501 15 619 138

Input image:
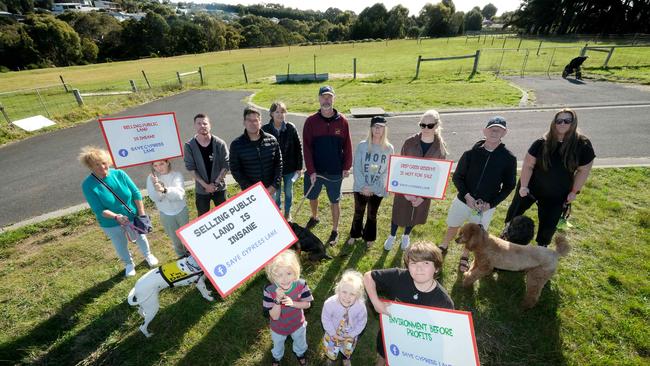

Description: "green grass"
1 167 648 365
1 37 649 145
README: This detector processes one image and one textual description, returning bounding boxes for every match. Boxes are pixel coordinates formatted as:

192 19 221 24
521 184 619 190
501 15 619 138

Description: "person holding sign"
146 159 190 258
79 146 159 277
184 113 229 216
384 110 448 251
438 116 517 273
263 250 314 366
347 116 394 248
230 107 282 194
320 270 368 366
302 85 353 246
505 108 595 247
363 242 454 366
262 102 303 221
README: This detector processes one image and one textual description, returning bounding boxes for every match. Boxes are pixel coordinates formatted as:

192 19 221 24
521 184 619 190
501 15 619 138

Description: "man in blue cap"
302 85 353 246
438 116 517 272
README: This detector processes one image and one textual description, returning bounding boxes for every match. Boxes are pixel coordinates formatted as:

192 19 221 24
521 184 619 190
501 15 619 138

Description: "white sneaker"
145 254 159 267
384 235 396 250
401 235 410 250
125 263 136 277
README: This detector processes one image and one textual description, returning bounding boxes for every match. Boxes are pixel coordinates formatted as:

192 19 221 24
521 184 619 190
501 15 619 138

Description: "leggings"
390 223 413 237
505 186 565 246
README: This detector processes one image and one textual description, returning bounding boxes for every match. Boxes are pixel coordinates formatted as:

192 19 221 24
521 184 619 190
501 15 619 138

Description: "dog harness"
159 259 202 287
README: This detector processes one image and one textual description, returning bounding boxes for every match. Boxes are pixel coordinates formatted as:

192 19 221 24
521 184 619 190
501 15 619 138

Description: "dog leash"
292 174 344 219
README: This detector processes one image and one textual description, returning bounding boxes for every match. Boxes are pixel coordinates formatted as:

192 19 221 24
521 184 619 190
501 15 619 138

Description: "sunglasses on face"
419 123 437 129
555 117 573 125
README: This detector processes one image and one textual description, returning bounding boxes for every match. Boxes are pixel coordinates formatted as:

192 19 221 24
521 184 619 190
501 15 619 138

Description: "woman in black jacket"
261 102 303 220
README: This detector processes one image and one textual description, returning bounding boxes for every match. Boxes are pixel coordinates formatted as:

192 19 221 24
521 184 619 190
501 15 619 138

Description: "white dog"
127 255 214 337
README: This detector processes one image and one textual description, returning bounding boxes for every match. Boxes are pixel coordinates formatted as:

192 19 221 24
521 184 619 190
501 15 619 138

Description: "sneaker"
284 213 293 222
327 230 339 246
145 254 159 267
384 235 396 250
401 235 410 250
305 217 320 230
346 237 358 245
125 263 136 277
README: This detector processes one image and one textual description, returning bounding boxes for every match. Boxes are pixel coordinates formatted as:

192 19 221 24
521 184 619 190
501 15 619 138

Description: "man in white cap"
438 116 517 273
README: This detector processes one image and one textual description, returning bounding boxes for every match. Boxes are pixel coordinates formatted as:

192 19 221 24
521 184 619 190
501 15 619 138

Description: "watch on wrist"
274 297 282 305
163 187 168 194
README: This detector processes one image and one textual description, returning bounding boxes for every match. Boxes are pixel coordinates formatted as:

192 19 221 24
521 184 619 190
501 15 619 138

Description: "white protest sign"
380 301 480 366
177 182 297 297
98 112 182 168
386 155 453 199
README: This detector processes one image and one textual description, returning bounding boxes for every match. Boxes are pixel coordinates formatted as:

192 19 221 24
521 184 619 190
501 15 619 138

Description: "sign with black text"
176 183 297 297
380 301 480 366
386 155 453 199
98 112 182 168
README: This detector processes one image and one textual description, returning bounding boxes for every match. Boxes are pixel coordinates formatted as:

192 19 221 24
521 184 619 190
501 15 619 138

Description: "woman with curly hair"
505 108 595 246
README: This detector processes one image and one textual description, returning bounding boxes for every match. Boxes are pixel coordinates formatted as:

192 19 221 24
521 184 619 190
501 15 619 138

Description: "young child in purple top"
321 270 368 366
263 250 313 366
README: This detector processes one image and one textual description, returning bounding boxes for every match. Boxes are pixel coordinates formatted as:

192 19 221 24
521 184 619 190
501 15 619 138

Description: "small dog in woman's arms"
456 223 570 309
127 255 214 337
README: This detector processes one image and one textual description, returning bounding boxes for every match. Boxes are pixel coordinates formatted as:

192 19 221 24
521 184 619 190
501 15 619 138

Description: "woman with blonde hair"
347 116 394 248
384 110 448 251
80 146 158 277
505 108 595 246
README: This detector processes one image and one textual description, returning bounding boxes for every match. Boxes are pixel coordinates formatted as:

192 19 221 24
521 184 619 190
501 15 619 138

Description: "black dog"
289 222 332 260
562 56 588 80
500 216 535 245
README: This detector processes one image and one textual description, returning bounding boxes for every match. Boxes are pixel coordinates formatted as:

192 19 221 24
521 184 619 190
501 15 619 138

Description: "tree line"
1 0 647 71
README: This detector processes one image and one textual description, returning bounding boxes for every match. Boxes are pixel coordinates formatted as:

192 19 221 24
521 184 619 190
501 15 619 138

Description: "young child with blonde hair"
321 269 368 366
263 250 313 366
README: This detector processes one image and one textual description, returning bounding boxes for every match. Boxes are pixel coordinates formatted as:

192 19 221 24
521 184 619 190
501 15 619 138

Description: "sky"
190 1 522 16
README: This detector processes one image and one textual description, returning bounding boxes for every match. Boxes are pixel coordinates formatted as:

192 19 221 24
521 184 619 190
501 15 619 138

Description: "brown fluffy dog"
456 223 570 309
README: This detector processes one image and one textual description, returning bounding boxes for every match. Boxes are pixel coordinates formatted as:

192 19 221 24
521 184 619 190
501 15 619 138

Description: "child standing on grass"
146 159 189 258
363 242 454 366
321 270 368 366
263 250 314 366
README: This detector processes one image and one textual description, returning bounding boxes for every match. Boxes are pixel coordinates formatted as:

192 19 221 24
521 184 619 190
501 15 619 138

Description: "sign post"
98 112 183 168
380 301 480 366
177 183 298 297
386 155 453 199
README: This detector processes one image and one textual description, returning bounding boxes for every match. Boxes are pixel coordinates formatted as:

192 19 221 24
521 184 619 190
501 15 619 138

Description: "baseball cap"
370 116 387 126
318 85 335 96
485 116 507 129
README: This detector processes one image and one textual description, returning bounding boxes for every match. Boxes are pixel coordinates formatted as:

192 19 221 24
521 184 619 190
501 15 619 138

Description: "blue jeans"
159 206 190 257
273 173 295 216
270 323 308 361
101 225 153 266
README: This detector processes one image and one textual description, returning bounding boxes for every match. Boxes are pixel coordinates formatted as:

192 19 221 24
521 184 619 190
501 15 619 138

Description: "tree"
386 4 409 39
0 22 40 69
450 11 465 35
481 3 498 20
464 9 483 32
1 0 34 14
24 14 82 66
350 3 388 39
420 2 453 37
80 37 98 63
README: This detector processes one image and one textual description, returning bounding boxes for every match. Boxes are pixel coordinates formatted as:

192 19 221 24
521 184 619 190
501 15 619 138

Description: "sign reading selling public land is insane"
176 183 297 297
386 155 453 199
380 301 480 366
98 112 183 168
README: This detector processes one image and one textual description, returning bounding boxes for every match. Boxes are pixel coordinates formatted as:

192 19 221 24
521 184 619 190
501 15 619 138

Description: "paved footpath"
1 78 649 230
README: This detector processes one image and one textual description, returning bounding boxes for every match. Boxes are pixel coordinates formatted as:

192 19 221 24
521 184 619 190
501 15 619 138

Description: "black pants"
505 185 565 246
349 192 383 242
195 190 227 217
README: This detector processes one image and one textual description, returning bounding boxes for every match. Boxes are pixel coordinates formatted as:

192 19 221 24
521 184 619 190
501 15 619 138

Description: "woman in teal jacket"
80 146 158 277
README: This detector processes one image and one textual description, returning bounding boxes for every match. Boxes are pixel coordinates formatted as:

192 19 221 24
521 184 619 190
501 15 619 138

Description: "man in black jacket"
438 116 517 272
229 107 282 195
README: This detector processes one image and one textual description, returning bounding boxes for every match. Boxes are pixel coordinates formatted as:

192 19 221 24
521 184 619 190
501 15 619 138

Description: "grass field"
1 37 649 145
1 167 648 365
